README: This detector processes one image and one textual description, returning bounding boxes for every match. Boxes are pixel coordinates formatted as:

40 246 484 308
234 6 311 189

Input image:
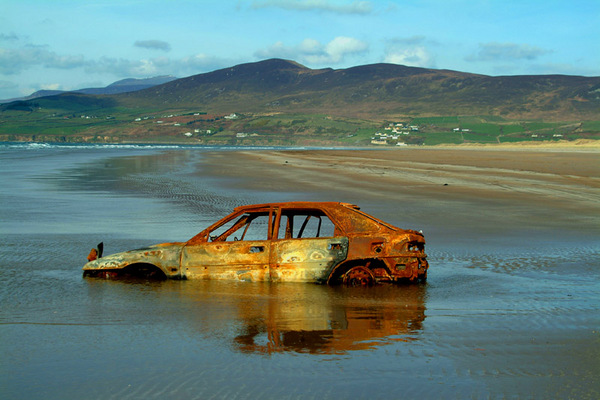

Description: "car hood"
83 242 185 271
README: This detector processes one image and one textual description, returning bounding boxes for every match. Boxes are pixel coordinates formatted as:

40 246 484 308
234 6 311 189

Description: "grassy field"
1 104 598 146
401 116 596 145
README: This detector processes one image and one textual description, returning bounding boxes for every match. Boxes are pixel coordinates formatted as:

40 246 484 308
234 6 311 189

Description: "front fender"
82 243 184 278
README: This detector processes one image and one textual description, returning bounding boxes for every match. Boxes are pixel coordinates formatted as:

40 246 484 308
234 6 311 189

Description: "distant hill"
2 59 599 146
111 59 600 120
5 59 599 120
0 75 178 103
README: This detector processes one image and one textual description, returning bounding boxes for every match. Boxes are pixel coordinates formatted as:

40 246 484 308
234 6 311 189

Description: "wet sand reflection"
88 279 428 355
83 277 427 354
232 283 426 354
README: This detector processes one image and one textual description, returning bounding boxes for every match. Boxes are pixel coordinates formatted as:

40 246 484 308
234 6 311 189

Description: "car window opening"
279 210 335 239
211 212 270 242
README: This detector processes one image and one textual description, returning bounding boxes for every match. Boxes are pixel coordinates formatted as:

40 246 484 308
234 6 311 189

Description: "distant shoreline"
1 138 599 151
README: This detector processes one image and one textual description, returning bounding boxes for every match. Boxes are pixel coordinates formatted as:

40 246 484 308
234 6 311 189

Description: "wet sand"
200 147 600 243
1 144 599 399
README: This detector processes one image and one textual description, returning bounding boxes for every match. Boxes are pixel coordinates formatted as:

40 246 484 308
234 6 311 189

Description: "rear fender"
326 258 391 284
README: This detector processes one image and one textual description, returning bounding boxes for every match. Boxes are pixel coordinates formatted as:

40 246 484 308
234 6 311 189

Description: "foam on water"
0 141 350 151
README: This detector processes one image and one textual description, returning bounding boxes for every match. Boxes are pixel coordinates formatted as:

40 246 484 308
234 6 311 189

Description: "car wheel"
342 266 374 286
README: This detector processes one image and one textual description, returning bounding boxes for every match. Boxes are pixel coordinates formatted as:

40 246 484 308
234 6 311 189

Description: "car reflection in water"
228 283 427 354
83 279 427 355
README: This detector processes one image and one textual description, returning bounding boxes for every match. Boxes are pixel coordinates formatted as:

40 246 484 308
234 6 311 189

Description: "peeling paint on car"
83 202 428 284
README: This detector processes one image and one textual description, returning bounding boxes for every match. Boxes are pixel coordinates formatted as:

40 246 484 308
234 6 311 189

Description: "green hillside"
1 59 599 146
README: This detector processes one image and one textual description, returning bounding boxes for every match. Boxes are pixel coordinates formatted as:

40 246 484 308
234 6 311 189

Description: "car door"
270 209 348 283
181 210 273 281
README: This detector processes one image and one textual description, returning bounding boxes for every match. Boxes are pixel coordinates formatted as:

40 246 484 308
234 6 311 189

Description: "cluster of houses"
183 129 212 137
60 114 115 120
132 112 214 138
370 123 419 145
235 132 260 138
134 112 205 122
70 114 115 120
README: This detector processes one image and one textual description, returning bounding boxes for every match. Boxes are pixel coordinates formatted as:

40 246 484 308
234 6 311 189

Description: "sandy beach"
200 146 600 240
1 143 599 399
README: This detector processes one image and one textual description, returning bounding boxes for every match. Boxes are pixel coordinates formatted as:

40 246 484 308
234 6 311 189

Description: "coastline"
2 137 599 150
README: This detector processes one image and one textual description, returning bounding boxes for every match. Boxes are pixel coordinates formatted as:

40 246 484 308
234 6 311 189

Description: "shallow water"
1 144 599 399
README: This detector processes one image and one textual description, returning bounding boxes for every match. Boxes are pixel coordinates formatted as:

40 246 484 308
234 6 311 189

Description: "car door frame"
181 206 275 281
269 207 348 283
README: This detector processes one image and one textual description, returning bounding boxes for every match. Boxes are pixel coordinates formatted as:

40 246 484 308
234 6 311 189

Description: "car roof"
232 202 398 233
233 202 361 213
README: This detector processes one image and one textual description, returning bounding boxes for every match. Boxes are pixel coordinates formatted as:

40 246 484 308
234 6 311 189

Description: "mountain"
2 59 599 145
85 76 179 94
112 59 600 120
0 76 178 103
3 59 599 121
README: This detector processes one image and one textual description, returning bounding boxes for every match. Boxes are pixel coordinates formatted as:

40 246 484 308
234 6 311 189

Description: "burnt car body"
83 202 428 284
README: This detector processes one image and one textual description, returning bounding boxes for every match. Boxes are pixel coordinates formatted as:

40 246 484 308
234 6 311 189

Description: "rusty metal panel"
82 243 184 278
83 201 428 285
270 237 349 283
181 240 271 281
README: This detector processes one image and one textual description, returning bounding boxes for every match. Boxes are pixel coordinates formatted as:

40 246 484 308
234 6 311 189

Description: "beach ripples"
1 147 599 399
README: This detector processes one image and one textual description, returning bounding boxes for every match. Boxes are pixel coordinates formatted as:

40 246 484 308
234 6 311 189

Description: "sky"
1 0 599 100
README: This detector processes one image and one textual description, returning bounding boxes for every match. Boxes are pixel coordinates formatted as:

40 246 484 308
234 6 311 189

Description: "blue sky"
1 0 599 100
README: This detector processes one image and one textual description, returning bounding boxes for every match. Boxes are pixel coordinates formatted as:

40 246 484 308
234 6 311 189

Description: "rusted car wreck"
83 202 428 285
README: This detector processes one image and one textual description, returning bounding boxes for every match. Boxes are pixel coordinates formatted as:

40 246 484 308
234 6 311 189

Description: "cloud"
383 37 434 68
82 54 231 78
0 34 233 86
387 36 428 46
384 47 432 68
134 40 172 52
84 56 173 76
255 36 368 65
467 42 551 62
382 36 438 68
40 83 62 91
0 33 19 41
251 0 373 14
0 45 85 74
0 47 184 78
0 80 18 90
180 53 230 71
323 37 369 63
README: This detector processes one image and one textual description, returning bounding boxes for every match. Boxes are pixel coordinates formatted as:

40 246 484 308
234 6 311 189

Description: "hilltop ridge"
113 58 599 120
0 75 177 103
1 59 599 145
